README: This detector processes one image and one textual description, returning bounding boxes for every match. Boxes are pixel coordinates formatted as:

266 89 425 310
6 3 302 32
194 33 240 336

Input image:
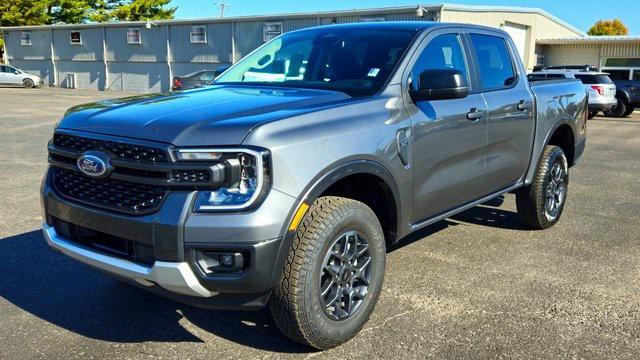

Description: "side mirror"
14 71 20 75
410 69 469 101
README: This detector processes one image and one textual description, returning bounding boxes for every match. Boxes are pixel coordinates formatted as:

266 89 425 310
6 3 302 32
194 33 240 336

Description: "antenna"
214 2 229 18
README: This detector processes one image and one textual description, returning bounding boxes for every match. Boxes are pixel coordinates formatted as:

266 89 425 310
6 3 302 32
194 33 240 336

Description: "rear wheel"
516 145 569 230
588 110 598 119
623 106 636 117
269 196 386 350
604 99 627 118
22 78 35 88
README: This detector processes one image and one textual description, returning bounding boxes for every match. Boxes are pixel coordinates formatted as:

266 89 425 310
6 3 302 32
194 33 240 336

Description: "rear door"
403 29 489 223
467 31 535 191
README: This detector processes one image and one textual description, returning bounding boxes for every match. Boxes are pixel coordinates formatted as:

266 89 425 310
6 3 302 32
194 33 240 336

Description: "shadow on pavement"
0 230 310 353
451 195 526 230
0 197 522 352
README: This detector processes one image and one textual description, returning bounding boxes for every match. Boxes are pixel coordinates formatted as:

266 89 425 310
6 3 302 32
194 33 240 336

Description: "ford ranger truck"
42 22 587 349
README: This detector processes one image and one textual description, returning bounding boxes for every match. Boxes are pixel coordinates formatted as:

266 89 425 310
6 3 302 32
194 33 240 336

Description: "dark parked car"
605 79 640 117
172 68 227 90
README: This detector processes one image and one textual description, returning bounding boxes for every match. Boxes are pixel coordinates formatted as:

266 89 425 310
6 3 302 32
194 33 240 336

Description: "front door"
0 65 11 84
403 31 489 224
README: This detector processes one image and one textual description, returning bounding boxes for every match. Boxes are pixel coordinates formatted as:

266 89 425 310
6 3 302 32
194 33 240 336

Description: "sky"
172 0 640 35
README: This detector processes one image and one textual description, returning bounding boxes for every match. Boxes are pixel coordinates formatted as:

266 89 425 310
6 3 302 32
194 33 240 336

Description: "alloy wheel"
544 162 566 221
319 231 372 321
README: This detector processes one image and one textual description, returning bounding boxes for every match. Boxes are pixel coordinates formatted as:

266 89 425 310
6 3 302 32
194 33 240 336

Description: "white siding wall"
440 9 582 70
541 45 601 67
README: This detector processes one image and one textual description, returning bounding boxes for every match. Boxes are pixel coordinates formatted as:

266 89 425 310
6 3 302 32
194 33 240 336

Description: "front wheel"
269 197 386 350
516 145 569 229
22 78 35 88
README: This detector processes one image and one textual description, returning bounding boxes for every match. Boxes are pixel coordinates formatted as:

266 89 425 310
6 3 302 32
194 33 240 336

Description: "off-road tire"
22 78 35 88
623 105 636 117
269 196 386 350
604 98 627 118
516 145 569 229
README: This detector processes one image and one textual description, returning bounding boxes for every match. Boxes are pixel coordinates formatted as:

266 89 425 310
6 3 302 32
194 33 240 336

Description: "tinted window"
0 66 8 73
411 34 469 89
470 34 516 90
574 74 613 84
603 70 630 81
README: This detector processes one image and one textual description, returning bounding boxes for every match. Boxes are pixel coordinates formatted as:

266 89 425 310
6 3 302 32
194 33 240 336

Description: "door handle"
517 100 530 111
466 108 484 121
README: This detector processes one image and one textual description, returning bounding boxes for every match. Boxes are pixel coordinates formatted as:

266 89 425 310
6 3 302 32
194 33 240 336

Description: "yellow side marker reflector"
288 203 310 232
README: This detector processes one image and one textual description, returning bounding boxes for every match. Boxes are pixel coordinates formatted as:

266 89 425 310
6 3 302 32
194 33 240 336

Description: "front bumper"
588 98 617 111
43 223 216 297
41 167 297 310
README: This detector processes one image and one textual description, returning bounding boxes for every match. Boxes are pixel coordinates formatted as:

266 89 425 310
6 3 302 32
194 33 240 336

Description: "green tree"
111 0 176 21
588 19 629 36
89 0 124 22
48 0 94 24
0 0 53 26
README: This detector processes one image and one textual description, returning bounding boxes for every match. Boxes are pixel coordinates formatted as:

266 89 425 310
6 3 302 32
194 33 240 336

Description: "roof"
440 3 583 35
538 36 640 45
0 3 582 34
0 5 442 31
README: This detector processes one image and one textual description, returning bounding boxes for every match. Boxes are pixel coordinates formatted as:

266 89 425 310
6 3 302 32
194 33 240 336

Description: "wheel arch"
547 123 576 166
267 159 402 289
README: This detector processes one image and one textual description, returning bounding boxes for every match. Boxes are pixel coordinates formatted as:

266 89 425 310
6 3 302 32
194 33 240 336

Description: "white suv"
529 69 616 119
0 64 43 88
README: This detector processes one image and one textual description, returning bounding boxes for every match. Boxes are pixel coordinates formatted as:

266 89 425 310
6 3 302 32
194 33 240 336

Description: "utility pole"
215 2 229 17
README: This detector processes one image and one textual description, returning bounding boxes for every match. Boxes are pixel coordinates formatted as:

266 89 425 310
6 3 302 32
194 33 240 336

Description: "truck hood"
58 85 352 146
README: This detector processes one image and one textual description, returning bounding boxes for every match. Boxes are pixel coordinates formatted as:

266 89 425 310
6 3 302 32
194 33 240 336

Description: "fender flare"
525 120 576 185
267 159 402 289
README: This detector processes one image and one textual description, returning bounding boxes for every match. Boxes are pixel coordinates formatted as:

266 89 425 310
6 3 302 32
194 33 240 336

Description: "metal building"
538 36 640 81
1 4 583 92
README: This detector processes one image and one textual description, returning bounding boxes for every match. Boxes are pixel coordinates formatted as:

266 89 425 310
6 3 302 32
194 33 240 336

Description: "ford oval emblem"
77 151 111 178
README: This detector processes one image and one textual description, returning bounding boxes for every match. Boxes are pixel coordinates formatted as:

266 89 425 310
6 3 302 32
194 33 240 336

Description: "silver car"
0 64 43 88
529 69 616 118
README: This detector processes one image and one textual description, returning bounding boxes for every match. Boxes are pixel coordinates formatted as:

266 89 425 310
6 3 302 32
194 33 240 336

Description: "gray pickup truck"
41 22 587 349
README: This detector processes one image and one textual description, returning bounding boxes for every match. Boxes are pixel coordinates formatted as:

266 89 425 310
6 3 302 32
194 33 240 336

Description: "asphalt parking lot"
0 87 639 359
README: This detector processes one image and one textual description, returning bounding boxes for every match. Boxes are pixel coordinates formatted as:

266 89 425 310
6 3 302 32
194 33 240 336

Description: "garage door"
502 23 527 62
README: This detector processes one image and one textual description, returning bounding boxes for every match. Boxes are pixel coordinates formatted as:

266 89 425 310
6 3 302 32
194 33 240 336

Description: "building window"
20 32 32 46
263 22 282 42
190 25 207 44
127 28 142 44
70 31 82 45
604 57 640 67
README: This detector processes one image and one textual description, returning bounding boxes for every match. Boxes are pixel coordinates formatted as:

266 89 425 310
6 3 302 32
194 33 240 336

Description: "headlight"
173 148 269 211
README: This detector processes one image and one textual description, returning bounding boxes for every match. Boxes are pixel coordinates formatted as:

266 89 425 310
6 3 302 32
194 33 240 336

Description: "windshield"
215 28 417 97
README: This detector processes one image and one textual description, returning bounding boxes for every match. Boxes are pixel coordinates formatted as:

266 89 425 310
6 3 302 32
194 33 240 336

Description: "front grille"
53 133 168 164
53 168 165 214
51 217 155 265
48 132 228 215
170 169 212 183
